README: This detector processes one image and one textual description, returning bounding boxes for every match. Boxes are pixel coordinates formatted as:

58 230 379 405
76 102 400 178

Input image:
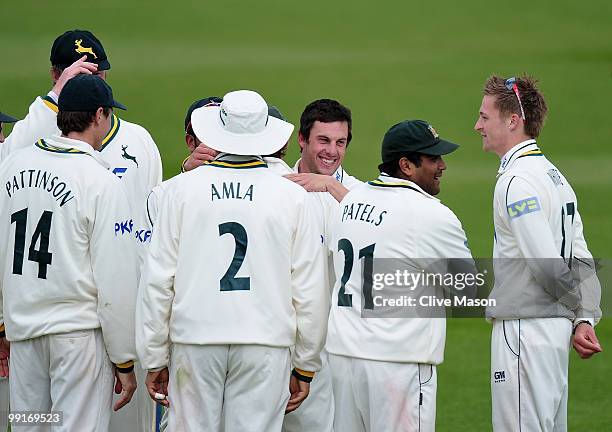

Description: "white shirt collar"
374 173 440 201
498 139 538 175
293 158 346 182
264 156 292 172
46 135 111 169
215 153 265 163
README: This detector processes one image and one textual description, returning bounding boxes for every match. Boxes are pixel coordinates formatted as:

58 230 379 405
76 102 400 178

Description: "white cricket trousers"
282 349 334 432
328 354 436 432
9 328 114 432
167 344 291 432
491 318 572 432
109 364 155 432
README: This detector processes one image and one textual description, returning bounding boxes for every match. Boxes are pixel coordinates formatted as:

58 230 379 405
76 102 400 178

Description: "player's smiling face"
298 121 348 175
474 95 510 155
410 155 446 196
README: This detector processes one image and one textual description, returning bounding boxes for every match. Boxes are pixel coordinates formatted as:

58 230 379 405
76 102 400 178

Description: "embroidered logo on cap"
74 39 97 59
427 125 439 138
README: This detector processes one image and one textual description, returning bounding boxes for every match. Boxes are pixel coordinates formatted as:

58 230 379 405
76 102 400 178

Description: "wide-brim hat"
191 90 294 156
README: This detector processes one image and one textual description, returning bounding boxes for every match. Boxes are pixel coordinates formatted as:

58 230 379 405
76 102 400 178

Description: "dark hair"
57 107 110 135
483 75 548 138
266 143 288 159
299 99 352 143
378 152 422 177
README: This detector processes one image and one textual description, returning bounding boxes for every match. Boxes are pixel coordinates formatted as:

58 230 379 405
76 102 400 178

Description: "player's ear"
297 133 306 153
50 66 60 83
185 134 197 153
398 157 414 179
507 113 521 131
93 107 107 127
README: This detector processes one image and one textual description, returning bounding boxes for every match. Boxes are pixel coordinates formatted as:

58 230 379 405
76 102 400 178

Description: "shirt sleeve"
421 204 479 300
571 210 601 326
501 175 580 310
92 177 139 366
291 192 330 374
1 96 58 162
131 127 163 270
136 183 180 370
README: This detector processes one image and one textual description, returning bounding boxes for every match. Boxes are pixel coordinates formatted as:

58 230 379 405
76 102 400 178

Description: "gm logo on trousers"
494 371 506 383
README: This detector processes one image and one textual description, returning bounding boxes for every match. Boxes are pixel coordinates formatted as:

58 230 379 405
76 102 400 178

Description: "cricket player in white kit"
137 90 329 431
0 75 139 431
282 99 361 432
1 30 163 431
475 75 602 431
326 120 475 432
147 100 332 432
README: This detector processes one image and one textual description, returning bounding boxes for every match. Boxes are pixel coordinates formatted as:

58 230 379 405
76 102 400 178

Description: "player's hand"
52 56 99 95
285 173 331 192
285 375 310 414
145 367 170 407
113 369 137 411
183 144 219 172
0 337 10 378
572 323 602 359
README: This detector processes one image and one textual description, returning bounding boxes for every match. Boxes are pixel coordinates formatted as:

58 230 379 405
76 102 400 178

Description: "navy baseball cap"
51 30 110 71
381 120 459 163
185 97 223 131
0 112 18 123
58 75 126 112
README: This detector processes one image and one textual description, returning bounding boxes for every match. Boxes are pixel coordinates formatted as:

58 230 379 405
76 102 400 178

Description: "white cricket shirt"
326 175 474 365
0 136 139 365
487 140 601 324
137 155 329 372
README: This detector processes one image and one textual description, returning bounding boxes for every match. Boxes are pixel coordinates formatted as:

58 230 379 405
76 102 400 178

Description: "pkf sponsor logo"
115 219 134 236
494 370 506 383
135 229 152 243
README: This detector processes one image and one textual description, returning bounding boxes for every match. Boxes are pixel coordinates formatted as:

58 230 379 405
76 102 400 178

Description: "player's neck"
496 134 532 158
64 130 99 151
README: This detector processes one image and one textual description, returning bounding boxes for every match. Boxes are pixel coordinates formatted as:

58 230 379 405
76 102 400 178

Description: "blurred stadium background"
1 0 610 429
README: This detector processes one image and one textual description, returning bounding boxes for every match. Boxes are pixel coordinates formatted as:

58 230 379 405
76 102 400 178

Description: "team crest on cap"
427 125 439 138
74 39 97 59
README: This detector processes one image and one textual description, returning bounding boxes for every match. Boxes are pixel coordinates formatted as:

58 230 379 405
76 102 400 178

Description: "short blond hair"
484 75 548 138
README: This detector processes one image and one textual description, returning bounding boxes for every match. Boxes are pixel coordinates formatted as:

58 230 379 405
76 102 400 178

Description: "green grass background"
1 0 610 429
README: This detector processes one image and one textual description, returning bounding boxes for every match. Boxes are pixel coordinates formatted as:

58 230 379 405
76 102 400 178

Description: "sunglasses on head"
505 77 526 120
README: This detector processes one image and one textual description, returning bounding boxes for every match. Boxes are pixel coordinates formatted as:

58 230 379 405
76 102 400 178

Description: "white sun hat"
190 90 294 156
